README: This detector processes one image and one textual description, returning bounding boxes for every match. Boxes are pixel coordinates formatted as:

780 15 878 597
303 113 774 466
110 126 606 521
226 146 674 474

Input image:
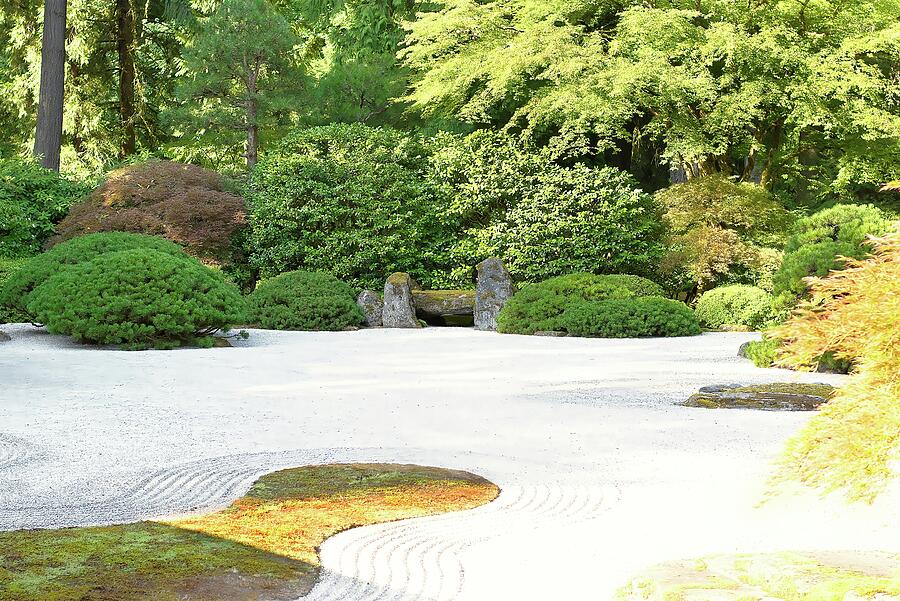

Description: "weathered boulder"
474 258 515 331
412 290 475 317
680 383 835 411
0 330 9 343
382 273 421 328
356 290 384 327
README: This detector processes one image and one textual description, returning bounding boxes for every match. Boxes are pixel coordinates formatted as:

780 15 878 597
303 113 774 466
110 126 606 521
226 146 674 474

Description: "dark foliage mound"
0 232 184 319
28 248 245 348
50 160 248 274
496 273 666 335
554 297 701 338
248 270 364 331
0 157 89 257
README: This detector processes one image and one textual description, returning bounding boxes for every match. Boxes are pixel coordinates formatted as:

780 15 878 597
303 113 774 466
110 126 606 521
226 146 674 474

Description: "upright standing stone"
475 258 515 331
356 290 384 327
382 273 421 328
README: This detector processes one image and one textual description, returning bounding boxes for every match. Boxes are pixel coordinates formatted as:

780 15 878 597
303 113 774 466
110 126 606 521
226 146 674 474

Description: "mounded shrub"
695 285 773 330
773 204 891 311
247 270 364 331
27 248 245 348
743 337 781 368
50 160 248 280
555 297 701 338
496 273 665 335
0 232 185 319
250 124 459 290
0 157 89 257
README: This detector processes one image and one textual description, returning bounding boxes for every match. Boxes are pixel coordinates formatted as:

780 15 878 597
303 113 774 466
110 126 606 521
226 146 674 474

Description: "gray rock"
356 290 384 327
680 383 835 411
474 258 515 331
0 330 9 343
382 273 422 328
737 341 751 358
412 290 475 317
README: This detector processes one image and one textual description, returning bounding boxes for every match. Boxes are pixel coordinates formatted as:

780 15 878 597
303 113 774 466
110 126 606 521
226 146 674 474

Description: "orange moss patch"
0 463 499 601
168 464 498 565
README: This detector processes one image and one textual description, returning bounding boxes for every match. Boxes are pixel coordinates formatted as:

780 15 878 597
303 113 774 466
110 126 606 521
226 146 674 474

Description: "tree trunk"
34 0 68 172
117 0 136 158
245 67 259 171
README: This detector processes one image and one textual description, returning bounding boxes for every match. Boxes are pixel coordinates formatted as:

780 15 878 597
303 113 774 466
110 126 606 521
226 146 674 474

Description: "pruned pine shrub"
496 273 677 336
0 232 184 320
771 225 900 502
695 285 773 330
28 248 245 349
248 270 363 331
555 297 701 338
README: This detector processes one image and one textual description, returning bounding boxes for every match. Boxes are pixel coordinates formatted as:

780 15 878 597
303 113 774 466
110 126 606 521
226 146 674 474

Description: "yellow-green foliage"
771 225 900 502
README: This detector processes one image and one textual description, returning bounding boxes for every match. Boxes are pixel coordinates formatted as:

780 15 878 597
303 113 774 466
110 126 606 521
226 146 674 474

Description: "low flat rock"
680 382 836 411
412 290 475 317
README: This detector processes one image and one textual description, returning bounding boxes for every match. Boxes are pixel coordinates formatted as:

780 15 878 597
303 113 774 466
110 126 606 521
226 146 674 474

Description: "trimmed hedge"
0 257 27 323
0 232 185 320
555 298 701 338
695 285 773 330
28 248 245 348
248 270 364 331
496 273 667 335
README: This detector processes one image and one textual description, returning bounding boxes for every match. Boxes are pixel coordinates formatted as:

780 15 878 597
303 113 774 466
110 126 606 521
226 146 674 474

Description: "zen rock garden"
358 258 515 330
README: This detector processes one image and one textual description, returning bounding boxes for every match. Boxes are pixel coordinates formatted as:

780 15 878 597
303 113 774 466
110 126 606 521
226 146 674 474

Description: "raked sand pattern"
1 324 897 599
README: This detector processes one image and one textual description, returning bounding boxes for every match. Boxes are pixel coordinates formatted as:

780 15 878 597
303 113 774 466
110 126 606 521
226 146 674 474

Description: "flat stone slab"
680 382 836 411
412 290 475 316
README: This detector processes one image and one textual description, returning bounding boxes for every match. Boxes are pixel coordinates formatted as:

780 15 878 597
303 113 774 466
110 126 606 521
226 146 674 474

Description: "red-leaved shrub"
50 160 247 268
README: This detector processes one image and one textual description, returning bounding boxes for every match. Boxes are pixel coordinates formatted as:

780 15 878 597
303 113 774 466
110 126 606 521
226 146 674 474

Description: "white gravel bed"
0 324 896 600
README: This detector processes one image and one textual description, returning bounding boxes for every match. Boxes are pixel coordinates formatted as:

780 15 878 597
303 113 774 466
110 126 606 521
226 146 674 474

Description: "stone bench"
356 258 515 331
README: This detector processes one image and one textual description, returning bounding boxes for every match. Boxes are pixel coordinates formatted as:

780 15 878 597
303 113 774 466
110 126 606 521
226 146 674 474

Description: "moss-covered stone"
680 383 836 411
412 289 475 316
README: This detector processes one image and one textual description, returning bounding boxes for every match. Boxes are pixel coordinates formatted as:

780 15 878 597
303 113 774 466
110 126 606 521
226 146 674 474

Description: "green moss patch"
616 551 900 601
680 383 836 411
0 464 499 601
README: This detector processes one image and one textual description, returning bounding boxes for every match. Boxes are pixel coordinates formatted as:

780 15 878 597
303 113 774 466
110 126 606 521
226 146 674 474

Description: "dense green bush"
743 337 781 368
28 249 245 348
248 270 364 331
555 298 701 338
695 285 773 330
496 273 664 335
656 175 792 298
0 232 185 319
0 257 27 323
772 204 891 310
0 157 89 257
432 131 665 282
249 124 459 290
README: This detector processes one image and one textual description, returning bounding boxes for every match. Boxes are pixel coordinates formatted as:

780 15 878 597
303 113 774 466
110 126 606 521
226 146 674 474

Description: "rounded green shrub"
27 248 245 348
555 298 701 338
773 204 891 311
496 273 665 335
0 232 185 319
248 270 364 331
0 257 27 323
695 285 773 330
743 337 781 368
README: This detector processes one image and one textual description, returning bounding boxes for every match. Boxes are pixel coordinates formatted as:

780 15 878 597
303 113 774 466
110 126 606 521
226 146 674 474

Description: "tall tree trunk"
34 0 68 172
245 67 259 171
117 0 136 158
